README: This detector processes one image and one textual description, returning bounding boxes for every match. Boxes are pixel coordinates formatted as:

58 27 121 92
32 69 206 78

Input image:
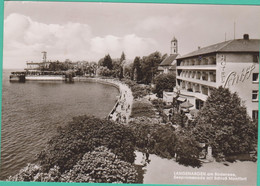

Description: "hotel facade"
175 34 259 119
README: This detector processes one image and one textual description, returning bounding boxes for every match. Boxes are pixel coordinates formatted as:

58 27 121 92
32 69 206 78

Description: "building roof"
171 36 177 42
178 38 260 59
159 54 178 66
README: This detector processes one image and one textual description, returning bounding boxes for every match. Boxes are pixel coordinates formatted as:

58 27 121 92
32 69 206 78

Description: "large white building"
174 34 259 119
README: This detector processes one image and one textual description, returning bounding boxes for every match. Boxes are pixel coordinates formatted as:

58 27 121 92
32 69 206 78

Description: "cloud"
134 15 185 34
90 34 158 59
4 13 94 68
3 13 158 69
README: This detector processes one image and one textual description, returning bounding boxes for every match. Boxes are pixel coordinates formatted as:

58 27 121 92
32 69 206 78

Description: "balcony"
178 89 208 102
177 75 217 88
176 65 216 70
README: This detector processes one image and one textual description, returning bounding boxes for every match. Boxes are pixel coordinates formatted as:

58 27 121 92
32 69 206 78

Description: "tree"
128 117 177 159
61 146 138 183
193 86 257 157
171 112 188 128
175 130 202 167
124 63 133 79
153 73 176 98
103 54 113 70
120 52 126 63
38 115 136 173
141 51 163 84
132 57 142 82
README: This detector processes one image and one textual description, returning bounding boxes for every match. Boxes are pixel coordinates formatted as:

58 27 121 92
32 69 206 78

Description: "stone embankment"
73 77 133 124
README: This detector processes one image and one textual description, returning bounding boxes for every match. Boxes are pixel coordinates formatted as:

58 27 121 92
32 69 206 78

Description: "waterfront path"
101 78 133 124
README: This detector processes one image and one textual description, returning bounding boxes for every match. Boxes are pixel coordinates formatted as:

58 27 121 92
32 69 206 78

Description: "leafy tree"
171 112 188 128
175 130 202 167
153 73 176 98
98 57 105 67
111 59 124 79
193 86 257 157
118 53 125 80
119 66 124 80
132 57 142 82
103 54 113 70
61 146 138 183
120 52 126 63
124 63 133 79
128 117 177 159
141 51 163 84
98 66 112 77
38 115 136 173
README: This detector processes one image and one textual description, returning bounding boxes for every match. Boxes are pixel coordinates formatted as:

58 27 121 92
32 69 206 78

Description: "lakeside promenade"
73 77 133 124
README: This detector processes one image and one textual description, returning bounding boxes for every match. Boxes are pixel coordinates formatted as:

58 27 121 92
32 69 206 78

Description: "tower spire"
42 51 47 62
171 36 178 55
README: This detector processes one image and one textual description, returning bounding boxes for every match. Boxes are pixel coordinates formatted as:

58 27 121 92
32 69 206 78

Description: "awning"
177 97 186 102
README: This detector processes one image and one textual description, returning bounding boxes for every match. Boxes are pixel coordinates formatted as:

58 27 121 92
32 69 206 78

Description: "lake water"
0 70 119 180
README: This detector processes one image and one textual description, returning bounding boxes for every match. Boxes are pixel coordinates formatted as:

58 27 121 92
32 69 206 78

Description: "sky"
3 1 260 69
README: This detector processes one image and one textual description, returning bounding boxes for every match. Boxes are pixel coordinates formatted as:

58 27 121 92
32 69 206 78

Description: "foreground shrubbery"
7 164 61 182
8 147 138 183
62 146 137 183
38 115 136 173
129 117 177 159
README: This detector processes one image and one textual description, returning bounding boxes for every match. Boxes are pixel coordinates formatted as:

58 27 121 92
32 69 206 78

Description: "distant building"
158 37 179 74
174 34 259 119
25 51 50 72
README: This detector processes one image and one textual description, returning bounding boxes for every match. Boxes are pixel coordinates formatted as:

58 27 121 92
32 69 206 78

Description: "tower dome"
171 36 178 54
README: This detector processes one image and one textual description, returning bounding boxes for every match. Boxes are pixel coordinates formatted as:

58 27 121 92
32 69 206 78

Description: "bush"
38 115 135 173
130 100 155 118
7 164 61 182
175 130 202 168
122 79 150 99
61 146 138 183
171 112 188 128
151 99 168 123
129 117 176 159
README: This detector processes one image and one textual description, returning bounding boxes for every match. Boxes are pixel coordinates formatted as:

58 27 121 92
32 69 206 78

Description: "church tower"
171 37 178 55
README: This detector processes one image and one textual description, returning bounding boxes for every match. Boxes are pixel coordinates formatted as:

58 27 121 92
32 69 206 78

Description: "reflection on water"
134 151 257 185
